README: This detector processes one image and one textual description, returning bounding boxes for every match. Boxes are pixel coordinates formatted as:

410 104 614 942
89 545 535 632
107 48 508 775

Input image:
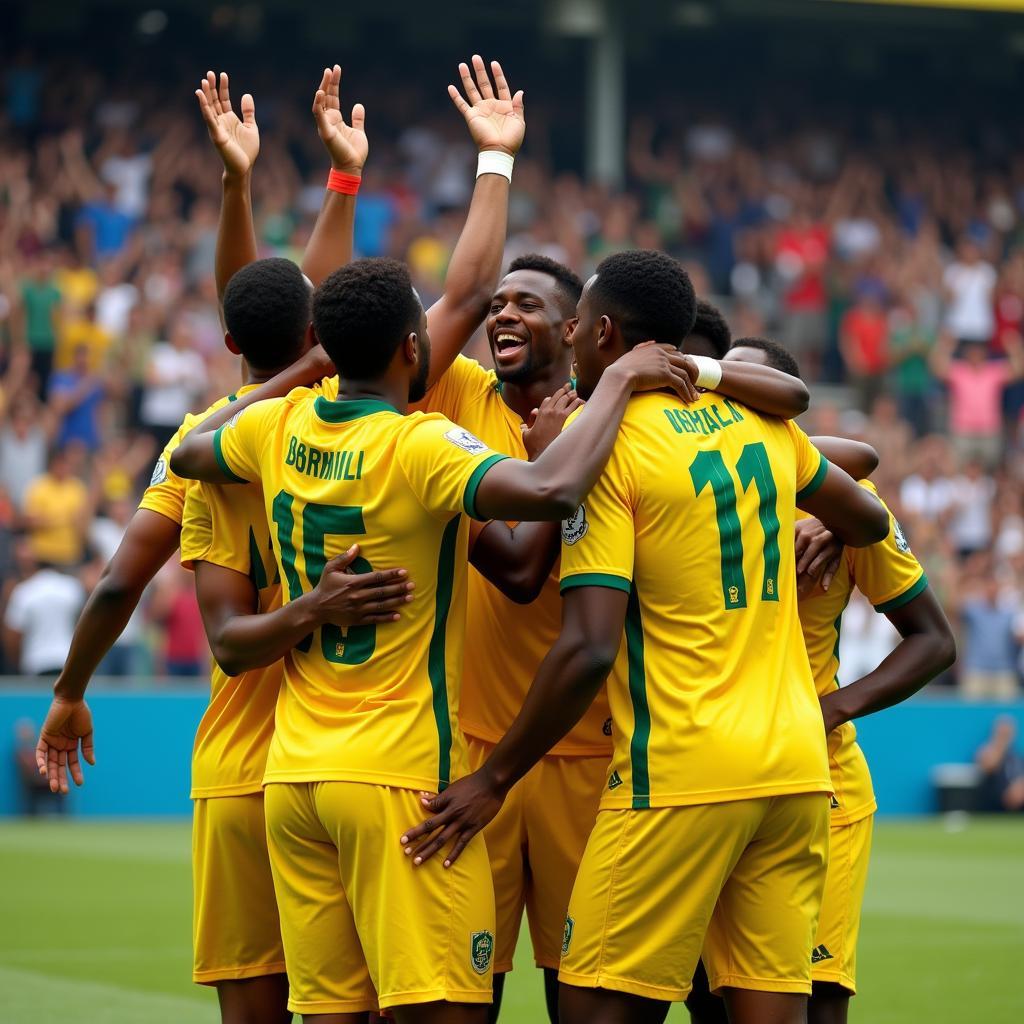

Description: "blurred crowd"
0 52 1021 695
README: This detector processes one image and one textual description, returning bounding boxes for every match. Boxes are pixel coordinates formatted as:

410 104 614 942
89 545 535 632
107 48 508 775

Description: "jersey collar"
313 396 401 423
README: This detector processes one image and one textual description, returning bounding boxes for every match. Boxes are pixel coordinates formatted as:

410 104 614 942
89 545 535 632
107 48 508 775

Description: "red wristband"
327 169 361 195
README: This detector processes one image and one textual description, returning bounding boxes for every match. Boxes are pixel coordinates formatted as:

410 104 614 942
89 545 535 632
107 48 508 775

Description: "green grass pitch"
1 817 1021 1023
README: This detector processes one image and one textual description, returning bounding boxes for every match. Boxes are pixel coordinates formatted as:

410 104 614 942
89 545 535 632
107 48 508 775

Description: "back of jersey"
560 391 831 810
214 391 509 794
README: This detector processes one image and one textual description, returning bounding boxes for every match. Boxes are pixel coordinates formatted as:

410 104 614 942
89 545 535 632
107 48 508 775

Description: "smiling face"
485 269 576 385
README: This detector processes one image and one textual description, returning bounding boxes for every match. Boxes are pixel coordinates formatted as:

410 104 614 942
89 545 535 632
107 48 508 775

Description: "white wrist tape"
476 150 514 181
690 355 723 390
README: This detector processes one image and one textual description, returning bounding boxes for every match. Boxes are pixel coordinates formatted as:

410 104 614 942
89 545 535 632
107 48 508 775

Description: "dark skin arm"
401 585 623 866
194 545 412 677
797 462 889 548
712 361 809 420
820 587 956 732
34 508 182 793
810 436 878 480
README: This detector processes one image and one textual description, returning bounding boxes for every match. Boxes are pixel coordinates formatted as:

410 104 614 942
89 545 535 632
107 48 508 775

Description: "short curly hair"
507 253 583 316
686 299 732 359
312 258 421 379
731 336 803 380
223 258 312 371
590 250 697 348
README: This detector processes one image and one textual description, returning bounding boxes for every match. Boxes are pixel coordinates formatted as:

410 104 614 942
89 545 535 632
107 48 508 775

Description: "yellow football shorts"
812 814 874 993
467 735 605 973
559 793 830 1002
192 794 286 984
264 781 495 1014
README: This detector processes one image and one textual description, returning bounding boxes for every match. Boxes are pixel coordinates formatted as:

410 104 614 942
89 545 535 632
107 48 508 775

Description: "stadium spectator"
19 253 61 398
149 564 207 678
957 574 1020 700
21 447 90 569
48 344 107 452
3 546 85 675
0 394 51 509
975 716 1024 812
138 317 207 450
944 237 997 346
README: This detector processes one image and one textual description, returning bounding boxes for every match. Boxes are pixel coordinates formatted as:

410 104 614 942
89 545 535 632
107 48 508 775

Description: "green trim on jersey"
560 572 632 595
212 425 249 484
462 454 509 520
313 396 400 423
626 584 651 809
796 451 829 502
428 515 461 791
873 572 928 614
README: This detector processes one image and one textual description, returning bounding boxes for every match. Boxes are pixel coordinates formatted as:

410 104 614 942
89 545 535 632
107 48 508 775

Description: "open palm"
35 697 95 795
313 64 368 174
449 56 525 157
195 70 259 178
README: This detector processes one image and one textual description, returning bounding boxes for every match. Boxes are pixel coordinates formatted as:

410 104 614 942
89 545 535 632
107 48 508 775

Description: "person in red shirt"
841 284 889 411
775 205 830 378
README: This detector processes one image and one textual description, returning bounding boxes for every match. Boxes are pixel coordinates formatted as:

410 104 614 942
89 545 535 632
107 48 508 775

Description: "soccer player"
400 250 891 1024
683 337 957 1024
415 262 819 1024
168 255 697 1022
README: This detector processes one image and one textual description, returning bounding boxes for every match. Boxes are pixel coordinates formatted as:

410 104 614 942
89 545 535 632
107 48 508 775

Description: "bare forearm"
211 593 321 676
216 173 258 301
715 362 810 419
811 437 879 480
470 520 560 604
301 191 355 287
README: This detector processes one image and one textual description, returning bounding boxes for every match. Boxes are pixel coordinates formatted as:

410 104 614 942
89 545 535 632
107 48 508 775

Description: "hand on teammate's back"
310 545 414 627
311 64 368 174
35 697 95 795
794 517 844 596
521 384 584 460
195 71 259 178
447 55 525 157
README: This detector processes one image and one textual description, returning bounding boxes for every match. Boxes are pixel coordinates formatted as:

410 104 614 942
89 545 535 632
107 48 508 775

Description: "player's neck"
333 380 408 414
499 360 574 422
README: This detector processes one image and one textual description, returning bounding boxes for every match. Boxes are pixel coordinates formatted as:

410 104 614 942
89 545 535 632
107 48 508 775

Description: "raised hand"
521 384 584 461
195 71 259 179
35 697 95 795
448 55 525 157
312 64 368 174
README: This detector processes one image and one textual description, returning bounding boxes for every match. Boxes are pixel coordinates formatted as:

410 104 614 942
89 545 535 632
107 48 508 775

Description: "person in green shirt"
887 299 936 437
19 254 62 399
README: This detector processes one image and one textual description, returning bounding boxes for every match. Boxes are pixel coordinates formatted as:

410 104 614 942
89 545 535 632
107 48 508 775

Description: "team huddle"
34 58 956 1024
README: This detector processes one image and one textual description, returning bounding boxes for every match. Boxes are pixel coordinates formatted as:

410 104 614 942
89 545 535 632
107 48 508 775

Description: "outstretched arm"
301 64 368 286
196 71 260 303
820 587 956 732
401 585 624 866
424 56 525 388
34 508 182 792
194 546 412 676
473 345 697 522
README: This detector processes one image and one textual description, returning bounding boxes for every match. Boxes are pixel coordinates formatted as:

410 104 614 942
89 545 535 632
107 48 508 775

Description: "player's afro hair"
687 299 732 359
732 336 803 380
223 257 312 371
590 250 697 348
312 258 422 379
507 253 584 315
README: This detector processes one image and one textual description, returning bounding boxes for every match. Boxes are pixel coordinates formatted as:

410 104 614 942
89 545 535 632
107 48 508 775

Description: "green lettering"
343 451 358 481
712 404 734 428
685 410 706 435
699 408 721 433
664 409 683 434
307 448 322 478
724 398 745 422
285 436 297 466
295 443 307 473
355 451 364 479
319 451 334 479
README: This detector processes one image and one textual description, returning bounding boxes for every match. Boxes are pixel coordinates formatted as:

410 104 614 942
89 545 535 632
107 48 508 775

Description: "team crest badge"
445 428 488 455
562 916 575 956
893 520 911 553
150 458 168 486
562 505 589 545
471 931 494 975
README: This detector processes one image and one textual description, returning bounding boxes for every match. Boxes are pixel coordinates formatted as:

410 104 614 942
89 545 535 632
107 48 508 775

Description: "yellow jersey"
212 388 509 792
560 392 833 810
417 356 612 756
180 476 284 799
798 481 927 826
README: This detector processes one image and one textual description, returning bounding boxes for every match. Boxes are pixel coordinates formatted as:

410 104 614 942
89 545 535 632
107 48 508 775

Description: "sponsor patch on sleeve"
561 504 589 545
444 427 489 455
149 458 168 487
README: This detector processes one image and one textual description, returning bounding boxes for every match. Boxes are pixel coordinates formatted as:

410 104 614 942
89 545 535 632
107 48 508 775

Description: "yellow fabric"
56 317 112 370
811 814 874 993
180 475 283 798
264 781 495 1013
24 474 88 565
560 392 832 809
417 355 612 755
560 794 829 1001
191 794 285 984
214 388 507 791
53 267 98 309
137 391 240 525
798 481 926 826
466 735 606 972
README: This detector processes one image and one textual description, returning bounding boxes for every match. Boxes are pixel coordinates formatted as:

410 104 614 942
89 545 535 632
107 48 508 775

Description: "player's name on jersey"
663 398 746 437
285 436 364 481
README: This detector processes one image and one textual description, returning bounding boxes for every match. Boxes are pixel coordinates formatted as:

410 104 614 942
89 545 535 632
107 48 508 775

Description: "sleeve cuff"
462 454 510 520
796 451 829 502
213 424 249 484
560 572 632 595
873 573 928 614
